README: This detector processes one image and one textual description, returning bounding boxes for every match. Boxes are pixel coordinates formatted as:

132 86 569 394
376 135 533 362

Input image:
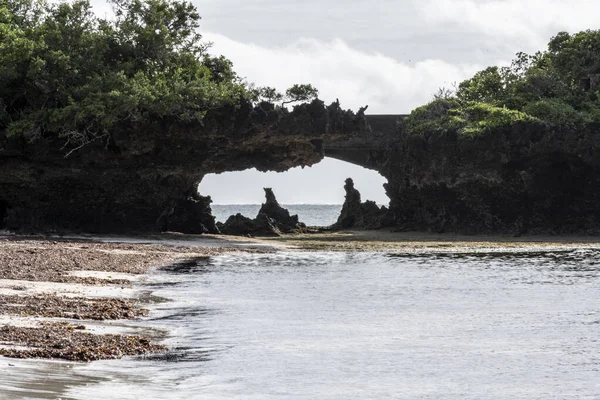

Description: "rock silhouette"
332 178 388 230
218 188 306 236
159 192 218 234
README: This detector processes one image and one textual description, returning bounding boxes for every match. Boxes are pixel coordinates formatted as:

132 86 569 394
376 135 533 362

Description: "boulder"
217 213 274 236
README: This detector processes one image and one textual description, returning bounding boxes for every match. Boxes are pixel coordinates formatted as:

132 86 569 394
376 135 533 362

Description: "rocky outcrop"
331 178 388 230
257 188 305 232
380 122 600 235
0 99 368 233
2 97 599 235
158 193 218 234
218 188 306 236
324 116 600 235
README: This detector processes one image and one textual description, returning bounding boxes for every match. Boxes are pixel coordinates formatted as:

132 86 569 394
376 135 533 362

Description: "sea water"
3 247 600 399
211 204 342 227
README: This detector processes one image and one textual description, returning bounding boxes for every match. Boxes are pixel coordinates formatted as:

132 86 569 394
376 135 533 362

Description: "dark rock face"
257 188 304 232
332 178 388 230
379 123 600 234
0 100 367 233
324 116 600 234
218 188 306 236
2 99 599 235
159 193 218 234
0 199 7 229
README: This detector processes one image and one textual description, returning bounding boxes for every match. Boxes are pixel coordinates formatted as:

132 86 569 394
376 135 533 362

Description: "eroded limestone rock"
0 99 368 233
332 178 388 230
159 192 218 234
218 188 306 236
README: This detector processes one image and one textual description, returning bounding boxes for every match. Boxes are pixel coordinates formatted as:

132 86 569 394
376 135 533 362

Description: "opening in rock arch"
199 158 388 227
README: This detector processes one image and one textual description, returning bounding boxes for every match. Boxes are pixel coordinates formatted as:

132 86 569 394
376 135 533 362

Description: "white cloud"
421 0 600 50
205 33 485 114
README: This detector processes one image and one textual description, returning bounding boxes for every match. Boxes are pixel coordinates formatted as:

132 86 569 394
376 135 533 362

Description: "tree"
547 30 600 91
0 0 247 155
253 84 319 107
410 29 600 135
255 86 283 103
456 66 505 104
282 84 319 106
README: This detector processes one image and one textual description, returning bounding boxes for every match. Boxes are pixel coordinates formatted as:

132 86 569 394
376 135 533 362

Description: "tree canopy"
0 0 320 155
252 83 319 106
406 30 600 136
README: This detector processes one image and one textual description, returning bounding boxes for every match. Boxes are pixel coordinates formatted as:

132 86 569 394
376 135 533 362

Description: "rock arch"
0 100 382 233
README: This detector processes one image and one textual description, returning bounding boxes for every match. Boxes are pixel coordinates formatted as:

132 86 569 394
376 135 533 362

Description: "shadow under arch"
0 200 8 229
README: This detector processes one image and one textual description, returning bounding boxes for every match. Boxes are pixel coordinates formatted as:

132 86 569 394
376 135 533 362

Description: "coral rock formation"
380 123 600 234
2 100 599 235
159 193 218 234
331 178 388 230
0 100 367 233
218 188 306 236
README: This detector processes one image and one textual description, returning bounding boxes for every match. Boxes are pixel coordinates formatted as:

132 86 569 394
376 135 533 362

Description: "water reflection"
160 257 214 275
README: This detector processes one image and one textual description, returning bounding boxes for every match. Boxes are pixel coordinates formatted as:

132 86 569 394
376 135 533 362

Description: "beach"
1 232 600 399
0 235 263 363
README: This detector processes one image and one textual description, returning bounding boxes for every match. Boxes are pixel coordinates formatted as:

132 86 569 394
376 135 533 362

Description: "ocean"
4 246 600 399
211 204 343 227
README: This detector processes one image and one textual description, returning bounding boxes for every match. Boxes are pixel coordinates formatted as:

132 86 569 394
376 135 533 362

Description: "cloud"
421 0 600 50
205 33 485 114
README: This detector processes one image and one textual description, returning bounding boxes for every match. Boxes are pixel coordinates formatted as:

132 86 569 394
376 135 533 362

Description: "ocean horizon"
211 204 344 226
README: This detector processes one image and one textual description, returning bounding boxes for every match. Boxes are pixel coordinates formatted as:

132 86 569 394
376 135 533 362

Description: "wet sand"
254 230 600 253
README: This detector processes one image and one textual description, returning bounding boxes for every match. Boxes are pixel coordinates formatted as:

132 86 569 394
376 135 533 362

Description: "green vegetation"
0 0 317 154
251 84 319 106
405 31 600 136
0 0 248 150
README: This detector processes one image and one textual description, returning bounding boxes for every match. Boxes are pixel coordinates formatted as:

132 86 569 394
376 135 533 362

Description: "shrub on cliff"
405 100 538 136
406 30 600 136
0 0 247 152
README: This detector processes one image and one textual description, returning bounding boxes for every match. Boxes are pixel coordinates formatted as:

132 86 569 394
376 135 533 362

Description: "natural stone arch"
0 100 380 233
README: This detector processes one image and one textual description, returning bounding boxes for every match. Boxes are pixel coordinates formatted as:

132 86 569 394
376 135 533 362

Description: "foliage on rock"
405 30 600 136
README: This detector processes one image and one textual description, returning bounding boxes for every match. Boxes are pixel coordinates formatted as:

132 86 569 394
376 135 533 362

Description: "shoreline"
212 230 600 253
0 234 264 363
1 230 599 397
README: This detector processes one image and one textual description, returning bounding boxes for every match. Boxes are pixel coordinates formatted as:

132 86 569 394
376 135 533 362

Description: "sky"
93 0 600 204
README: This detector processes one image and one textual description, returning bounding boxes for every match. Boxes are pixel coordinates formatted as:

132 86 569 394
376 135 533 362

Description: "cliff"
380 121 600 235
2 102 598 235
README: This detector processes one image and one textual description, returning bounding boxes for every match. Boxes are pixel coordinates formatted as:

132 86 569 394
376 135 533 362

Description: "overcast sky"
94 0 600 204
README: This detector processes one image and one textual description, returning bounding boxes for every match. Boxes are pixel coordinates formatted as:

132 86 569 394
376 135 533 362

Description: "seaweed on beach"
0 322 166 362
0 294 148 320
0 239 236 284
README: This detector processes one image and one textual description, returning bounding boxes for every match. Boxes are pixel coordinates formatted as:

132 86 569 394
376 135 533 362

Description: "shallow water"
3 249 600 399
